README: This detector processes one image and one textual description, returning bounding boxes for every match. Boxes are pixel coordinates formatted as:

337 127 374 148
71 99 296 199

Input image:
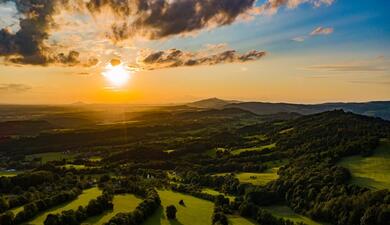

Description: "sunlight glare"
102 62 131 87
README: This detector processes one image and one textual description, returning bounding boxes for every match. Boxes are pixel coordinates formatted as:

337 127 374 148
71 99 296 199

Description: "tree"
0 197 9 212
166 205 177 220
0 211 14 225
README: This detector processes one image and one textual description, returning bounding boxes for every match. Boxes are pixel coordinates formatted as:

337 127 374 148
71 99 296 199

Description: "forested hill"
187 98 390 120
226 101 390 120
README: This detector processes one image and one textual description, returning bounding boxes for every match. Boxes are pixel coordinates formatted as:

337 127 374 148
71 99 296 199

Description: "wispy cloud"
292 26 334 42
304 58 390 72
0 83 31 93
310 26 334 36
292 36 306 42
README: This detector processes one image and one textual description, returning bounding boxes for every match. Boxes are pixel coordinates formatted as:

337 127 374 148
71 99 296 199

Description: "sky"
0 0 389 104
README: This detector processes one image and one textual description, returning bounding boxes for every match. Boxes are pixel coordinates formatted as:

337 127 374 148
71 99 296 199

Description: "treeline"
0 171 55 193
171 184 216 202
180 171 248 196
212 195 231 225
0 171 93 213
104 189 161 225
0 187 82 225
238 200 305 225
44 193 113 225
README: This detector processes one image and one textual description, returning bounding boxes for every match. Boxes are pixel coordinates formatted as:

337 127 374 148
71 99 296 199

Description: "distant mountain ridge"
187 97 241 109
188 98 390 120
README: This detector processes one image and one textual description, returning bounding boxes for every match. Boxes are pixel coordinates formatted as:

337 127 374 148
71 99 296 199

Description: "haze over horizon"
1 0 389 104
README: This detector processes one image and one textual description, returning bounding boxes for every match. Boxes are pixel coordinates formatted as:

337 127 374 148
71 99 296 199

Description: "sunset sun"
102 60 131 87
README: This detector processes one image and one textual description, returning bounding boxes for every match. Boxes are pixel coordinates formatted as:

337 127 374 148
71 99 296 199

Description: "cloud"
136 47 266 70
0 0 99 67
0 83 31 92
0 0 333 66
88 0 257 41
255 0 334 15
292 25 333 42
292 36 305 42
310 26 334 36
304 58 390 72
305 64 387 72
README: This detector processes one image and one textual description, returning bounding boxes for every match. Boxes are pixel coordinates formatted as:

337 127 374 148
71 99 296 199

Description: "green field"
231 143 276 155
26 187 101 225
263 205 327 225
83 194 142 225
143 190 214 225
26 152 77 163
338 141 390 190
10 205 24 215
0 170 21 177
201 188 235 201
228 215 258 225
60 164 87 170
235 167 279 186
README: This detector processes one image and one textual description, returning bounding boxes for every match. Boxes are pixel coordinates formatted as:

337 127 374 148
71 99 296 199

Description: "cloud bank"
0 83 31 92
0 0 335 66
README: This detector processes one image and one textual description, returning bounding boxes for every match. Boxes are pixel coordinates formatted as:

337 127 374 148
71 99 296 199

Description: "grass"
0 170 20 177
263 205 328 225
83 194 142 225
213 167 279 186
26 187 101 225
228 215 258 225
143 190 214 225
201 188 235 201
279 128 294 134
235 167 279 186
11 205 25 215
89 156 102 162
338 141 390 190
231 143 276 155
205 148 226 157
26 152 76 163
60 164 87 170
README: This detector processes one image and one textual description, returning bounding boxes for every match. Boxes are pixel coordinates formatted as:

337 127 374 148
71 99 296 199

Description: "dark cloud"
0 0 97 66
87 0 256 41
0 83 31 92
138 48 266 70
0 0 333 66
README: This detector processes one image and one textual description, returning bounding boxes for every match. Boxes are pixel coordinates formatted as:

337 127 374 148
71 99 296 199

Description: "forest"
0 105 389 225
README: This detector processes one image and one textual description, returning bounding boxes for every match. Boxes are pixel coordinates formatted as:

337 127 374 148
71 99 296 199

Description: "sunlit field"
263 205 328 225
27 187 101 225
143 190 214 225
84 194 142 225
228 215 258 225
338 141 390 190
26 152 76 163
231 143 276 155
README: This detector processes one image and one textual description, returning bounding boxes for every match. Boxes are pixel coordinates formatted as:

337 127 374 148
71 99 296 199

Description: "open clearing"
26 187 101 225
228 215 258 225
143 190 214 225
231 143 276 155
83 194 142 225
236 169 279 186
263 205 327 225
26 152 77 163
0 170 20 177
213 167 279 186
338 141 390 190
201 188 235 201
